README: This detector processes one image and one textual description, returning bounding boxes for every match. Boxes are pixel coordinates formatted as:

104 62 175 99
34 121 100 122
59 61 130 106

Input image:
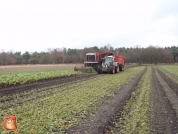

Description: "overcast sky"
0 0 178 53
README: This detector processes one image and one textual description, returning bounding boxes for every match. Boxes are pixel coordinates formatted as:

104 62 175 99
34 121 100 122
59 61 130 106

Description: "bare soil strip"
151 67 178 134
66 69 146 134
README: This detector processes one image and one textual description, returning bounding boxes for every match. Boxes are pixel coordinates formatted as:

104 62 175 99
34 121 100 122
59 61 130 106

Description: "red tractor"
84 52 125 74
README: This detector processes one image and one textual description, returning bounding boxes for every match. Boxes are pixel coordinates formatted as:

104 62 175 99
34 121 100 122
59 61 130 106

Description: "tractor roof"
86 53 95 55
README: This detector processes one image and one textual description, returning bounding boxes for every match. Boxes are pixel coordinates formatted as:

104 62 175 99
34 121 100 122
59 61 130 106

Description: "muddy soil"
66 69 146 134
151 67 178 134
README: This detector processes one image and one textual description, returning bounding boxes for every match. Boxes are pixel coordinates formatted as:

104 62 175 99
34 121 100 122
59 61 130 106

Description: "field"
0 64 178 134
0 64 83 87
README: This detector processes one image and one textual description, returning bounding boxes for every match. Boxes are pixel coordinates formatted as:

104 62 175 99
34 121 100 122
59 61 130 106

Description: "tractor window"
87 55 95 61
104 57 114 64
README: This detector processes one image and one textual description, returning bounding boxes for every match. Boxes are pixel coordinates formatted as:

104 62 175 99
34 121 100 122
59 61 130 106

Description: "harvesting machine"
83 52 125 74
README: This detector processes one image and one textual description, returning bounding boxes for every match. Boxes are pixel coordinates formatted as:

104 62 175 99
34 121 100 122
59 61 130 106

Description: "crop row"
0 75 99 109
157 65 178 84
112 67 151 134
0 64 80 75
0 66 145 133
0 70 81 87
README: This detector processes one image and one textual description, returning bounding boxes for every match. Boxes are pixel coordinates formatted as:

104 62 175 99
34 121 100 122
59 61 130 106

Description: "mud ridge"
66 68 146 134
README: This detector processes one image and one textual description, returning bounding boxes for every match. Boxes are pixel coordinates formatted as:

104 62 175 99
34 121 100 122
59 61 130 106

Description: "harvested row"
109 66 178 134
157 65 178 85
151 67 178 133
66 67 146 134
0 66 145 133
0 74 99 110
157 69 178 97
111 67 151 134
0 73 97 97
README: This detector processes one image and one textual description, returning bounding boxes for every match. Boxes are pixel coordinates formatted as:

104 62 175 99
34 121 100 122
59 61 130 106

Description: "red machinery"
84 52 126 73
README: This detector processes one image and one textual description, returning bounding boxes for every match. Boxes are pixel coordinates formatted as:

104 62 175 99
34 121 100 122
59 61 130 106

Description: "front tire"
94 65 98 71
122 65 124 71
110 66 115 74
97 66 102 74
115 65 119 73
119 65 122 71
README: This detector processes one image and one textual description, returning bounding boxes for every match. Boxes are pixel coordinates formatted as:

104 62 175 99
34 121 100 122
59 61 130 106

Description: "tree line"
0 45 178 65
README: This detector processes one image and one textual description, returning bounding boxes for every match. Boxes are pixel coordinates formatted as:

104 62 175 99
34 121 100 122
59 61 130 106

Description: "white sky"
0 0 178 53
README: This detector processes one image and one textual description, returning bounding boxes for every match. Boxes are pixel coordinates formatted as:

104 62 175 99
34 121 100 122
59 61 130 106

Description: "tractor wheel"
122 65 124 71
97 66 102 74
119 65 122 71
94 65 98 71
115 65 119 73
110 66 115 74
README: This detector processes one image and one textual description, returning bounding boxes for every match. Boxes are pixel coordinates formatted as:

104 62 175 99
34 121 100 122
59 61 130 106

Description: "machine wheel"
119 65 122 71
110 66 115 74
94 65 98 71
122 65 124 71
115 65 119 73
97 66 102 74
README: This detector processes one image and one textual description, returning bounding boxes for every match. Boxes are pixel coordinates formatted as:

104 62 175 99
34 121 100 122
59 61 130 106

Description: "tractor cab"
84 53 99 68
86 53 96 62
102 56 114 66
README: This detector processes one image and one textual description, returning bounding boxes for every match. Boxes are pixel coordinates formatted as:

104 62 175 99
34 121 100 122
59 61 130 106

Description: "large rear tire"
122 65 124 71
119 65 122 71
97 66 102 74
115 65 119 73
110 66 115 74
94 65 98 71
